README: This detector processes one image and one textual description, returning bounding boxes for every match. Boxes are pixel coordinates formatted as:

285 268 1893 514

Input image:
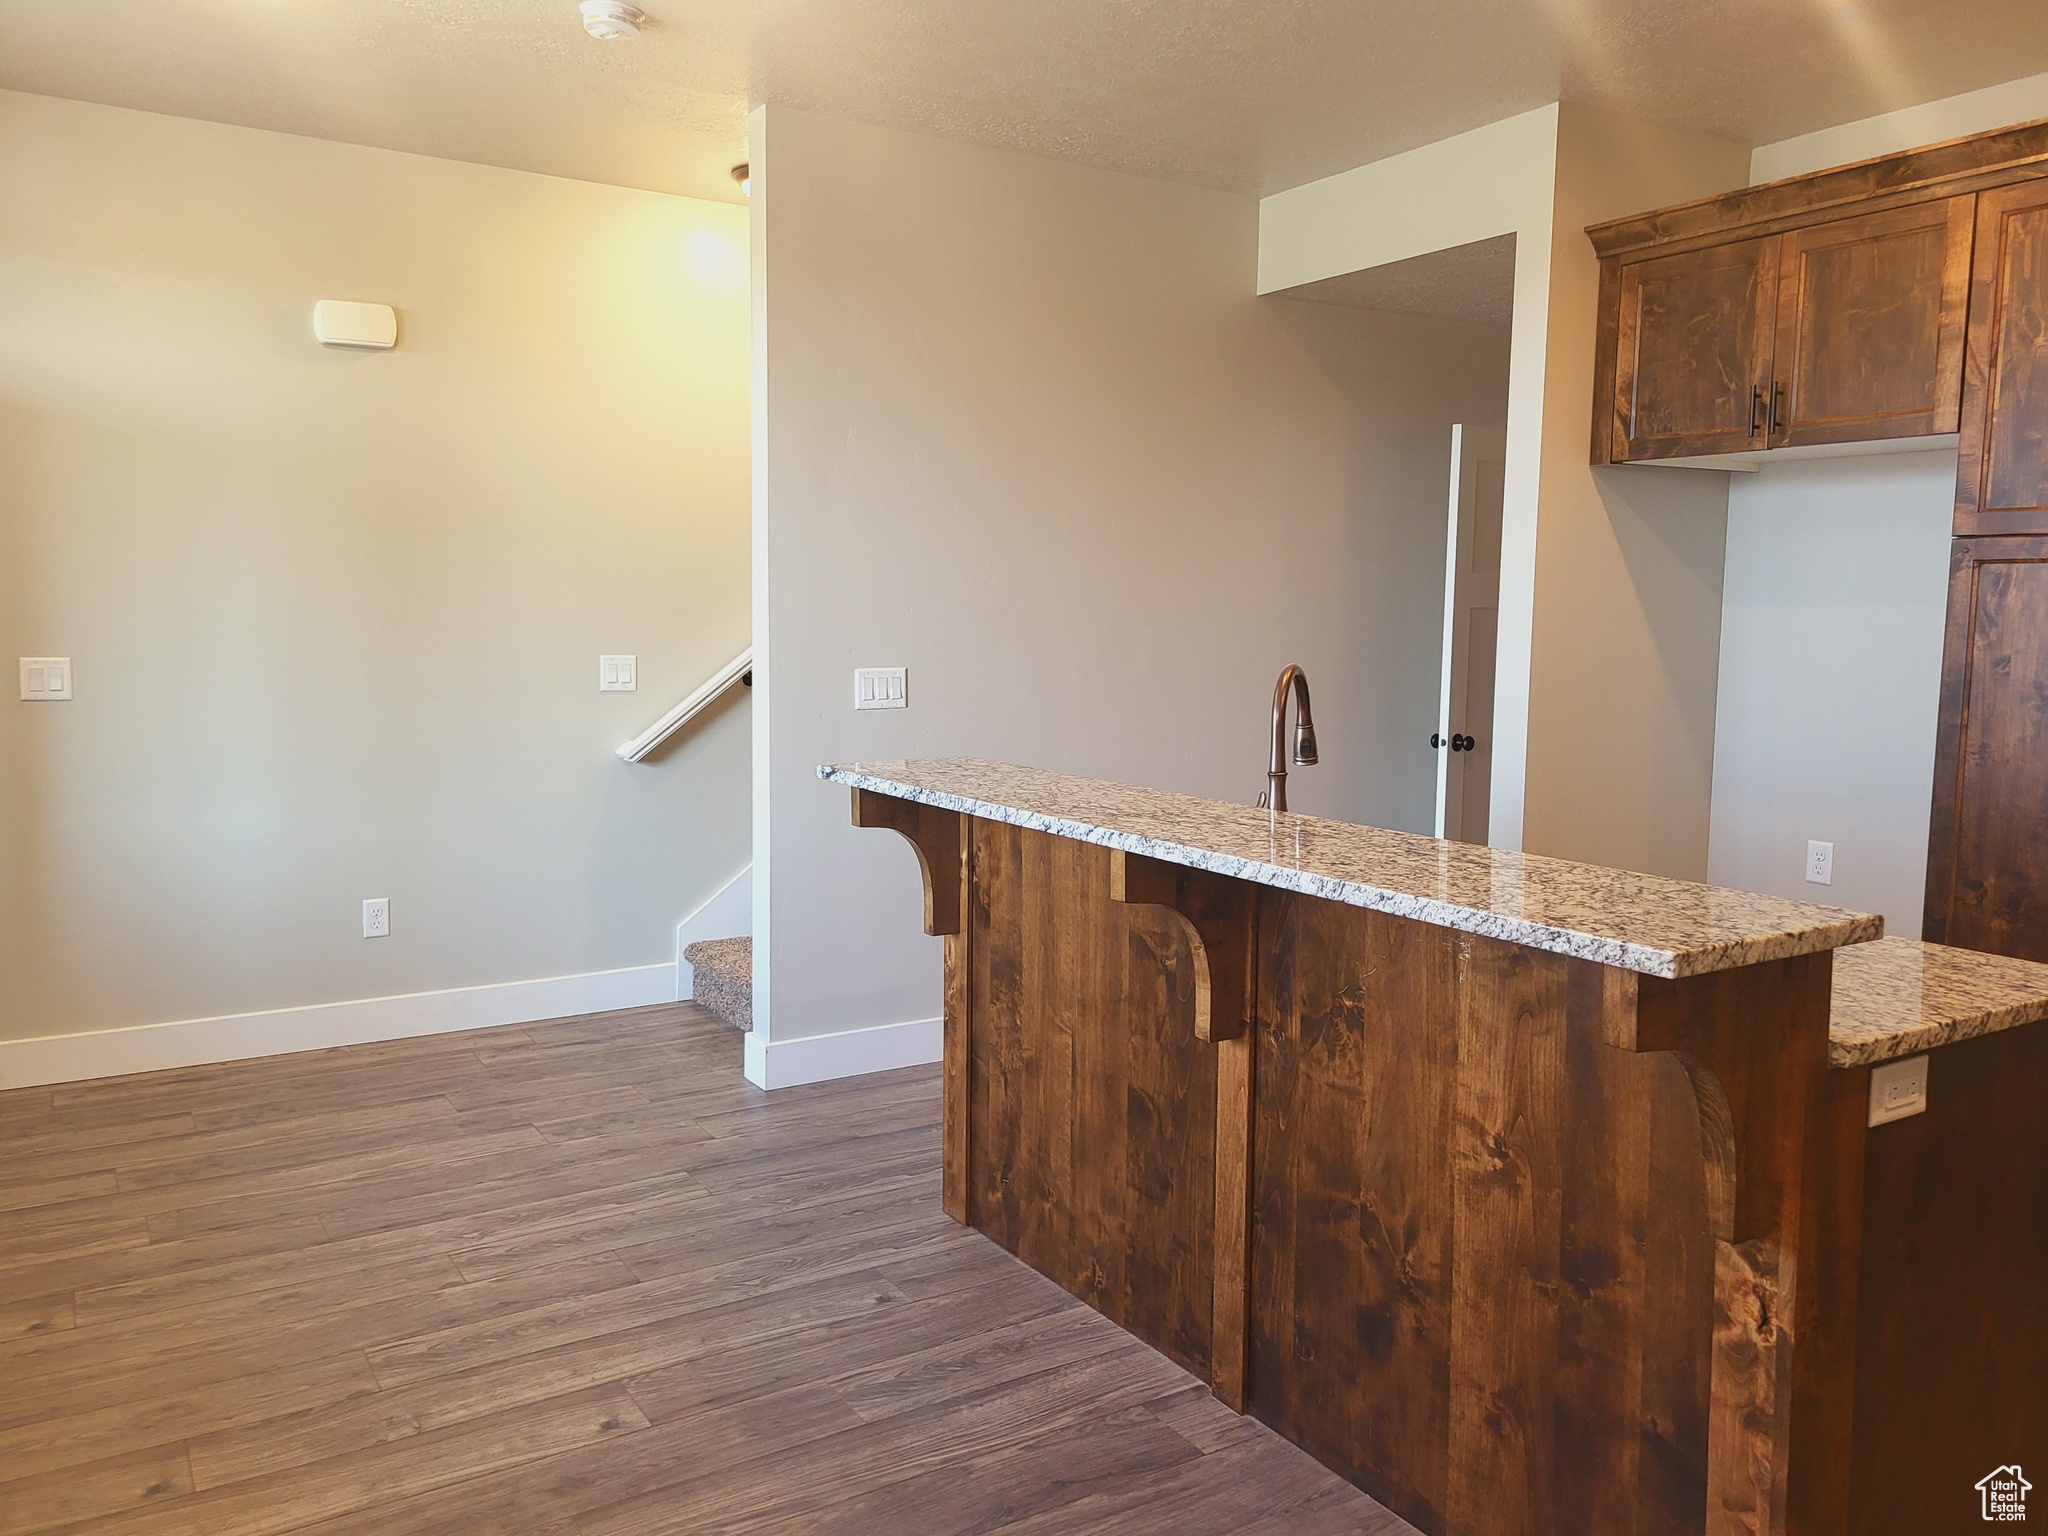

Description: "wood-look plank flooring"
0 1003 1413 1535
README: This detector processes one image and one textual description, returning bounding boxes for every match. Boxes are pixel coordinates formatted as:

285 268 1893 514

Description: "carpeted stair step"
684 936 751 1032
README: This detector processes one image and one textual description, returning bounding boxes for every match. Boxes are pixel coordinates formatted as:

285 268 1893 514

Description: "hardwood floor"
0 1003 1411 1535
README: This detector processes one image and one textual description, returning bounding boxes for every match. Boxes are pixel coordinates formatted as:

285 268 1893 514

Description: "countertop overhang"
1829 935 2048 1067
821 757 1882 980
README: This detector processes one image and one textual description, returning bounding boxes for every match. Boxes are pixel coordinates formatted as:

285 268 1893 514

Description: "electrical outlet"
854 667 907 710
1867 1054 1928 1126
19 658 72 700
599 655 637 692
363 898 390 939
1805 840 1834 886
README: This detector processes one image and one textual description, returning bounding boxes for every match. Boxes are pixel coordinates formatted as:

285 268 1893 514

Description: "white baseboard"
676 864 752 1001
0 963 679 1092
743 1015 942 1091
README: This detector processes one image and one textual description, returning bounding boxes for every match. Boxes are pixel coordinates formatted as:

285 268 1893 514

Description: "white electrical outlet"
18 658 72 700
599 655 637 692
363 898 390 938
854 667 907 710
1867 1054 1928 1126
1806 840 1834 886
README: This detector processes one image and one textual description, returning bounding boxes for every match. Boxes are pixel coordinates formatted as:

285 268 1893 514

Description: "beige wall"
1258 108 1562 864
0 90 751 1042
749 106 1510 1082
1518 107 1749 880
1257 105 1748 880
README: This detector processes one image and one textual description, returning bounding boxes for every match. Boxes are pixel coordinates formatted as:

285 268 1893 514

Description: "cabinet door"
1955 180 2048 534
1924 535 2048 960
1770 196 1973 447
1610 236 1778 461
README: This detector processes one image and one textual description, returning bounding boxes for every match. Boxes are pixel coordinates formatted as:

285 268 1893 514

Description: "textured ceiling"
2 1 2045 205
1275 235 1519 327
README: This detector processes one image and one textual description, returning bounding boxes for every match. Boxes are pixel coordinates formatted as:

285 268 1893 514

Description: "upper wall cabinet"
1609 237 1779 460
1956 178 2048 534
1770 198 1972 448
1587 120 2048 474
1596 199 1971 463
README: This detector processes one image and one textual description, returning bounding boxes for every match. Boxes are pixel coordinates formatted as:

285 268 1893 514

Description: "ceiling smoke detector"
579 1 645 39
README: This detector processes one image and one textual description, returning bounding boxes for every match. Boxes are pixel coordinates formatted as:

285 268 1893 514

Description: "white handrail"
618 648 751 763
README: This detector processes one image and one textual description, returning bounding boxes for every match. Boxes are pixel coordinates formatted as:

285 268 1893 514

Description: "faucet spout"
1268 665 1318 814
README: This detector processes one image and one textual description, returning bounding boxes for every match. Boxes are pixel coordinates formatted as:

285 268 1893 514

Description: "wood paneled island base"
831 759 2039 1536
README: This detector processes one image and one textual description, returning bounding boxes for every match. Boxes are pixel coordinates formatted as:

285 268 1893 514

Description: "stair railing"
617 648 752 763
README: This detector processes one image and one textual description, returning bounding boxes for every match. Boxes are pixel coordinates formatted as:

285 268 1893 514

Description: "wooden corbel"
852 788 964 936
1108 849 1253 1042
1604 955 1837 1536
1110 846 1258 1413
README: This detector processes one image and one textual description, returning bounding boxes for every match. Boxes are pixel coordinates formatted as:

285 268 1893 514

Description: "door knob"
1430 732 1444 749
1451 734 1474 752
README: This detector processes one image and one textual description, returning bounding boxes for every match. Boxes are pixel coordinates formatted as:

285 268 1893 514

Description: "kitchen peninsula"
825 758 2046 1536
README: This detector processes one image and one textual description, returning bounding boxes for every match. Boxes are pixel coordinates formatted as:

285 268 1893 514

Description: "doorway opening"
1265 232 1516 843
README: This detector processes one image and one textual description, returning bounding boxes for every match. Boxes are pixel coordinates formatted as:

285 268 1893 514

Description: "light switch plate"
19 658 72 700
599 655 637 692
1806 839 1834 886
1868 1053 1928 1127
854 667 907 710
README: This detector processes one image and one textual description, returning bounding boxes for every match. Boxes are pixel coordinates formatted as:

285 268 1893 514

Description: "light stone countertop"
820 757 1882 980
1828 935 2048 1068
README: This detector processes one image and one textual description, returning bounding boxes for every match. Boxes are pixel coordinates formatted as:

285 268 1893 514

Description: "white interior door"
1433 425 1507 843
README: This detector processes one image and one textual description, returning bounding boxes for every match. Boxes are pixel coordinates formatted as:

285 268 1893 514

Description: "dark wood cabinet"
1924 535 2048 961
1610 237 1778 461
1955 179 2048 535
1596 199 1971 463
1586 124 2048 468
1592 128 2048 961
1771 197 1973 448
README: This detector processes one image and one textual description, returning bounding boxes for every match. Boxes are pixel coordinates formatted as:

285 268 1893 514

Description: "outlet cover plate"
363 898 390 939
1806 839 1834 886
19 658 72 700
854 667 907 710
1868 1053 1928 1126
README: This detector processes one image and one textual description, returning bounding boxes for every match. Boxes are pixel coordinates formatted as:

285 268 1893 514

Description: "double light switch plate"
19 658 71 700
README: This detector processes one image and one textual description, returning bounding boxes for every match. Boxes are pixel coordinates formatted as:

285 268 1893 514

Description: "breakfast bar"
827 758 2046 1536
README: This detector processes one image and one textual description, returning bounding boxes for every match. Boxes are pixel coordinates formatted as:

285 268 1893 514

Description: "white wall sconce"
313 300 398 350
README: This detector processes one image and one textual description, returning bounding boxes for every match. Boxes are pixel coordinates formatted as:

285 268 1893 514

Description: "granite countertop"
820 758 1881 980
1828 935 2048 1068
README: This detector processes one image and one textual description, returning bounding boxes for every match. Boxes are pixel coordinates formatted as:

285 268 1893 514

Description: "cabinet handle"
1750 384 1765 438
1769 381 1785 438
